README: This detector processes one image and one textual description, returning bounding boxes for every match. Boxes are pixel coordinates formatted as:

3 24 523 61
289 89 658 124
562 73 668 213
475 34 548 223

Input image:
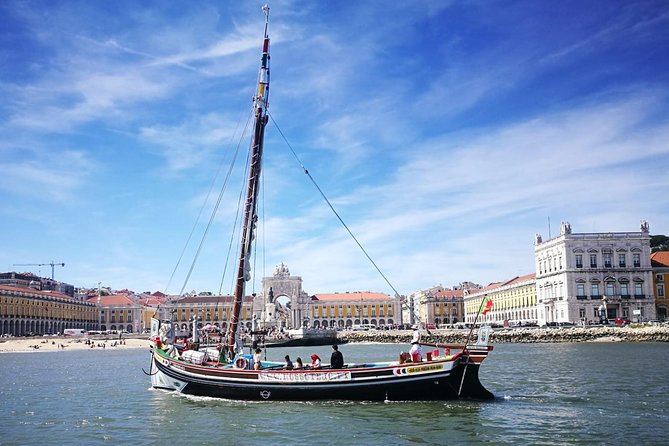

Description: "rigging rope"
177 109 255 297
268 112 403 301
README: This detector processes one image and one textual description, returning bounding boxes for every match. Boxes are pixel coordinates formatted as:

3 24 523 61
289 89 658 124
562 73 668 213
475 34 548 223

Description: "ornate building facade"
0 284 97 336
534 220 656 325
308 292 399 329
464 274 537 326
89 294 144 333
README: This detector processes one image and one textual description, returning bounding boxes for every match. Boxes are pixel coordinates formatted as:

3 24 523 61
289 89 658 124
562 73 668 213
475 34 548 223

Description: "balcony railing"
634 294 645 299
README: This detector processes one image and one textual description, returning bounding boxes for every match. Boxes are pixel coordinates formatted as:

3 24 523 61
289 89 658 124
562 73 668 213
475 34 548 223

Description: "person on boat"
410 331 423 362
294 357 304 369
330 344 344 369
253 348 262 370
310 353 322 369
284 355 294 370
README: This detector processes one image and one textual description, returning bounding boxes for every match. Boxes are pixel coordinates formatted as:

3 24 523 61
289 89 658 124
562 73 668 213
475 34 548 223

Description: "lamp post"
97 282 102 332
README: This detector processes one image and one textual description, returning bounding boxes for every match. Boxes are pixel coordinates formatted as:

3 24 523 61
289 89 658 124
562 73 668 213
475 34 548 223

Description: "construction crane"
12 262 65 280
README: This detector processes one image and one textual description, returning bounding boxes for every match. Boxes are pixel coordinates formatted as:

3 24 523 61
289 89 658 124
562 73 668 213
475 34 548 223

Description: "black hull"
151 350 494 401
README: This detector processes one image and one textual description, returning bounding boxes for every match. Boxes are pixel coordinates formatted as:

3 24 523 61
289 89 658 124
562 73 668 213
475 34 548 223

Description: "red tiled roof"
311 292 393 302
503 273 536 286
140 297 165 306
86 294 135 306
176 295 255 304
651 251 669 267
432 289 464 298
0 284 73 300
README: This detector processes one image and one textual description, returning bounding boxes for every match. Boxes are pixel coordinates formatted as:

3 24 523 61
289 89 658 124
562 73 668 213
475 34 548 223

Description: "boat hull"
150 347 494 401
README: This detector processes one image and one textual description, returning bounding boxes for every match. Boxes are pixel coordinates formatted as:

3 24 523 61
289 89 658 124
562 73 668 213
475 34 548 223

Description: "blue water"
0 343 667 445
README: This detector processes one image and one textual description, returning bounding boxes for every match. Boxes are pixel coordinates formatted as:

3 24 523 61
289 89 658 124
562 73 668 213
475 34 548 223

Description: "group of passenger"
252 344 345 371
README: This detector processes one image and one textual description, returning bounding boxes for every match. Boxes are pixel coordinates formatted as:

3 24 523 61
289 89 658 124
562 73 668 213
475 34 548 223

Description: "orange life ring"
234 357 248 369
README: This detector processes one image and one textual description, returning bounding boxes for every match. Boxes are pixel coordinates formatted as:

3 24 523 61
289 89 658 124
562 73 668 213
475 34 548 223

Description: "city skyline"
2 1 668 295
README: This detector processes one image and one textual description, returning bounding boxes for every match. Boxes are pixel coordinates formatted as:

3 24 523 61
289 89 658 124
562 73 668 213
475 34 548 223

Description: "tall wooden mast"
226 4 271 356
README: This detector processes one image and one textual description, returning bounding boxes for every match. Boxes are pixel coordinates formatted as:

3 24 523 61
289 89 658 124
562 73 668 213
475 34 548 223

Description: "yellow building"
88 294 143 333
464 273 537 326
164 295 256 333
0 284 97 336
309 292 400 329
651 251 669 321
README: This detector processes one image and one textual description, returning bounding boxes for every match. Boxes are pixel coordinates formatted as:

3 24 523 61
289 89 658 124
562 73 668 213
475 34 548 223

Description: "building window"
621 283 629 297
604 253 612 268
577 284 586 299
579 308 586 319
606 282 615 297
619 254 626 267
635 283 643 297
633 253 641 267
658 284 665 298
576 254 583 269
590 254 597 268
591 283 600 297
657 274 664 282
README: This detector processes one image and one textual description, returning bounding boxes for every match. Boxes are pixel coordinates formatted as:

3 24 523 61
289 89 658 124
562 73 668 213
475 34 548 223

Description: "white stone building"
534 220 656 325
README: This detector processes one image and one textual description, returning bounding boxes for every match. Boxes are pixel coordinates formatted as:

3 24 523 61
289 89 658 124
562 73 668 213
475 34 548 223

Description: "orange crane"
12 262 65 280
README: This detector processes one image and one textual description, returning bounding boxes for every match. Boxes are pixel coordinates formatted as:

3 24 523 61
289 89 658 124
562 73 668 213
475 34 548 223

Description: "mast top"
262 4 270 37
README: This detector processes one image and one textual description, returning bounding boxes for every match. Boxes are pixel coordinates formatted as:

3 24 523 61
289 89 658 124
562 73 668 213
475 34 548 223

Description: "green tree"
650 235 669 253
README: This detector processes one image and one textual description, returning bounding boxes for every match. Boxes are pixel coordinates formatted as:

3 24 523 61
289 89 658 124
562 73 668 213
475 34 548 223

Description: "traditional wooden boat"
147 5 494 402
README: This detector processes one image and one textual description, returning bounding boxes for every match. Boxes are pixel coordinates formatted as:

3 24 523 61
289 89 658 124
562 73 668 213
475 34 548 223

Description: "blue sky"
1 0 668 296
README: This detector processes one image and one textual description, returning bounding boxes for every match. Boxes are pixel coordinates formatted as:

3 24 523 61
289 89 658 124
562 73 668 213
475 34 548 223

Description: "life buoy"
234 357 248 370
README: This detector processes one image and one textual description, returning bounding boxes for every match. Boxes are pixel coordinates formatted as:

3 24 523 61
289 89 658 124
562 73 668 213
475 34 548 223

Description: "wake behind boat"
147 5 495 402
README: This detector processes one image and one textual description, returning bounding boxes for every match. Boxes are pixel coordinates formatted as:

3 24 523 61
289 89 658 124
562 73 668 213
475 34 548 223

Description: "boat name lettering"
405 364 444 374
258 371 352 382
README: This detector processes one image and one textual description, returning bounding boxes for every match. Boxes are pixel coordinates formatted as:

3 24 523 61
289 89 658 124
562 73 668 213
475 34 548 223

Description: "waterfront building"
534 220 656 325
651 251 669 321
164 295 256 333
406 284 446 326
88 294 144 333
418 284 479 327
0 284 97 336
309 291 399 329
464 274 537 326
425 289 465 326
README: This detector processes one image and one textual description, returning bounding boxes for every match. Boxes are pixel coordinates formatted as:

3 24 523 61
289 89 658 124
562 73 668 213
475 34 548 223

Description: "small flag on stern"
481 295 493 315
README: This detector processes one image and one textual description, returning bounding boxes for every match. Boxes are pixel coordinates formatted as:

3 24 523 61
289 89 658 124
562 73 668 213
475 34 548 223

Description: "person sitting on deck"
294 357 304 369
310 354 322 369
330 344 344 369
284 355 294 370
409 331 423 362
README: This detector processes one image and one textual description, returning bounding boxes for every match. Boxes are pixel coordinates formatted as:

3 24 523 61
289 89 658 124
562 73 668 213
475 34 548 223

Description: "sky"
1 0 669 297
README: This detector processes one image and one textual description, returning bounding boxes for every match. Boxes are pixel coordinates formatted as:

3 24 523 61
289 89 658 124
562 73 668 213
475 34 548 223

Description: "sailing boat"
148 5 494 401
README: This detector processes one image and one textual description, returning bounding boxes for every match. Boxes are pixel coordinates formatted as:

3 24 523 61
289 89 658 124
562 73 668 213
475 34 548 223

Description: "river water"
0 342 667 445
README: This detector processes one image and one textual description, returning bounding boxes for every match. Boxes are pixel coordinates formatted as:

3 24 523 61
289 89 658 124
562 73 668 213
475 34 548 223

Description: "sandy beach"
0 336 152 353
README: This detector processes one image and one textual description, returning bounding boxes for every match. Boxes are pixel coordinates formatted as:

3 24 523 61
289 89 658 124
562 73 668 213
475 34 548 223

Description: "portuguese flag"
481 295 493 315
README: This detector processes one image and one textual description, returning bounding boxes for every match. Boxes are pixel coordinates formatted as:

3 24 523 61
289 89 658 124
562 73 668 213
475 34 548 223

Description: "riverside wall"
337 324 669 344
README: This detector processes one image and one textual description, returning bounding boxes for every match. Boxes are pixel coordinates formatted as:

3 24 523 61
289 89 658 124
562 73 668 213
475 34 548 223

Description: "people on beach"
310 353 321 369
330 344 344 369
284 355 294 370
